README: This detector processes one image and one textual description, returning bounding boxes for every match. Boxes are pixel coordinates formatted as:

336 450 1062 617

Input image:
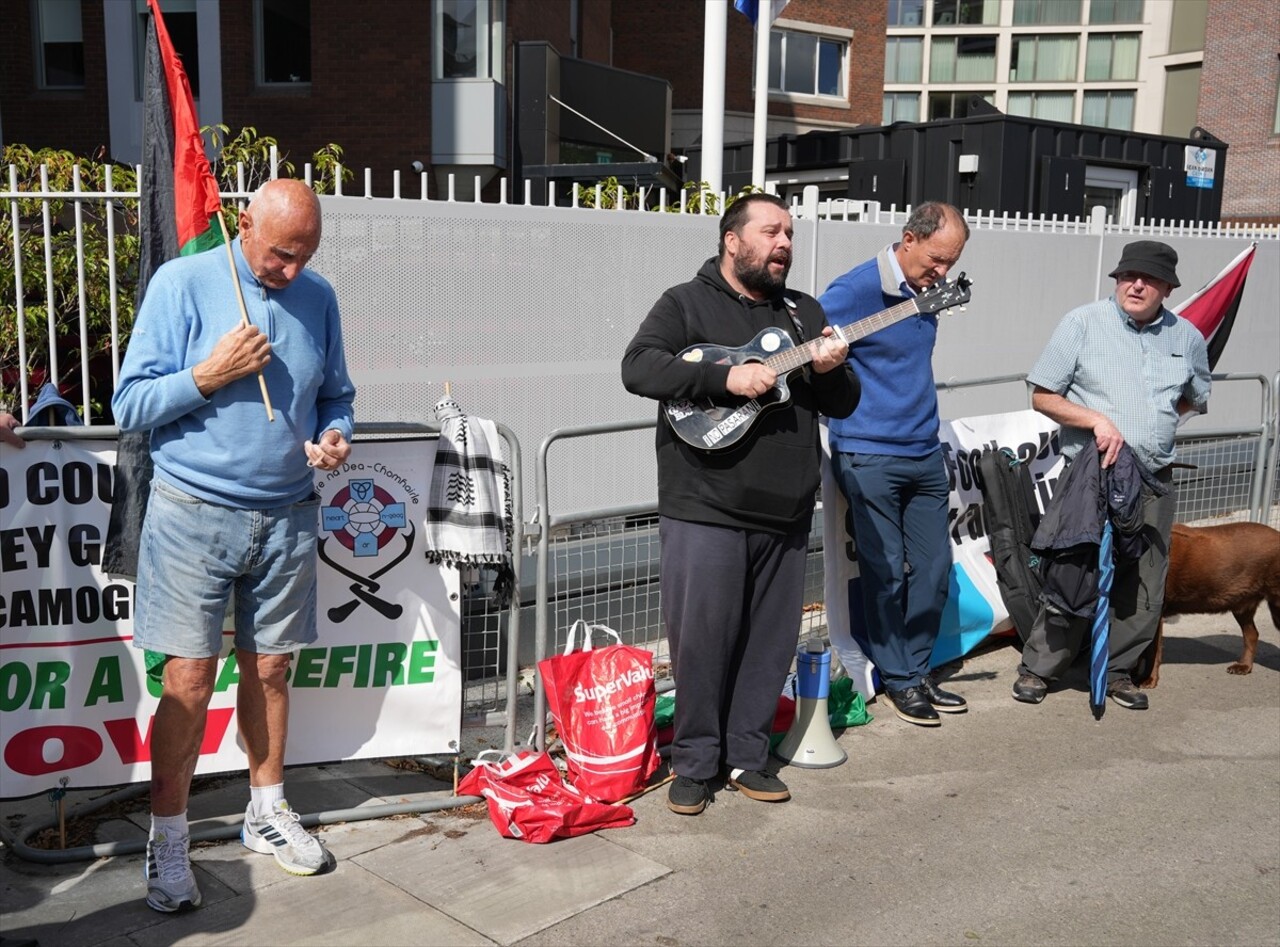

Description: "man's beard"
735 248 790 296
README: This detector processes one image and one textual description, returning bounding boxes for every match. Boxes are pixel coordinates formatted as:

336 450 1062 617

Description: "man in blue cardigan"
113 179 355 912
819 202 969 727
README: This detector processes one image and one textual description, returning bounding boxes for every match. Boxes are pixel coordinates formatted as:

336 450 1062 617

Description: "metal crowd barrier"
1264 372 1280 528
529 373 1279 751
7 420 525 752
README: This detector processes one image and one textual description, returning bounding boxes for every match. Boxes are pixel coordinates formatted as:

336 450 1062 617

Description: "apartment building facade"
3 1 1274 218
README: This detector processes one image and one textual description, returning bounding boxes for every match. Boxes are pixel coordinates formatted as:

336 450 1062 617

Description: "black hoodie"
622 257 860 533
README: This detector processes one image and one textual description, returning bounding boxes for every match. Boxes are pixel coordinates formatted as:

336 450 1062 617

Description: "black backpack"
977 447 1043 643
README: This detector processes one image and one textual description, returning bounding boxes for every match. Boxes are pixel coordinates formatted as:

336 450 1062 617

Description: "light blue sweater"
112 238 355 508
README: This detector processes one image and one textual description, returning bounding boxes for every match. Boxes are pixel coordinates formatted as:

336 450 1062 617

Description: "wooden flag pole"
218 211 275 421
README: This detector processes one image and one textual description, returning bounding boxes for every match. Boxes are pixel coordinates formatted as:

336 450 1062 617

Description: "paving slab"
353 812 670 946
0 844 236 947
126 857 494 947
2 615 1277 947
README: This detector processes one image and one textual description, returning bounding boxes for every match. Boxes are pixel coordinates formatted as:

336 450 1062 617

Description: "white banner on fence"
821 410 1065 698
0 437 460 798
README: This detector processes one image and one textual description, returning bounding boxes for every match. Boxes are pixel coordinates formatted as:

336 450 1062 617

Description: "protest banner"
821 410 1065 698
0 437 460 798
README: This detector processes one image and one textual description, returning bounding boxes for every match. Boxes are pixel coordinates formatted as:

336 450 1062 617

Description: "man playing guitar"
621 193 860 816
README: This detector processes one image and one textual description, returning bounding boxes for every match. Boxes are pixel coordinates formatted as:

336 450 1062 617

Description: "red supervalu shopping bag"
537 620 660 803
457 750 634 843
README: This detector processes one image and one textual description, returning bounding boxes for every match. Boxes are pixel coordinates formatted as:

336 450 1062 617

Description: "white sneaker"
241 800 329 875
145 830 202 913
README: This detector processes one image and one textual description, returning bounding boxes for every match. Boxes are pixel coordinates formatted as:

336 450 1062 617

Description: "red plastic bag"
538 620 660 802
457 750 634 843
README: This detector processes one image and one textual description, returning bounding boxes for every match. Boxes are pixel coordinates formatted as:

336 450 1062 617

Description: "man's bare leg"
235 649 292 786
150 656 219 815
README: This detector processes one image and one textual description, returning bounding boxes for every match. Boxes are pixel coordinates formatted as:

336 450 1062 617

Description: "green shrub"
1 131 350 421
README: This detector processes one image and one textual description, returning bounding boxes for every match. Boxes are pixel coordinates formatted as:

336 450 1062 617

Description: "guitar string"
762 280 967 374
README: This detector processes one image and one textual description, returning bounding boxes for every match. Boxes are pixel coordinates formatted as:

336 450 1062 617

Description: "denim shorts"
133 477 321 661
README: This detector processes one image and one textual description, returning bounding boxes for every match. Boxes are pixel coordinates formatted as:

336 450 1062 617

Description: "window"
884 37 923 83
1089 0 1143 24
134 0 199 99
1082 90 1135 129
929 91 995 120
1082 165 1138 224
930 35 997 82
1168 0 1206 54
1007 90 1075 121
1010 35 1079 81
1162 62 1201 136
1084 33 1139 81
767 28 846 97
36 0 85 88
1012 0 1081 25
933 0 1000 26
883 92 920 123
257 0 310 85
887 0 925 26
435 0 505 81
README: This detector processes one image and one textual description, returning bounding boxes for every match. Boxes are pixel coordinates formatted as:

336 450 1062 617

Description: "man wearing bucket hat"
1011 240 1211 710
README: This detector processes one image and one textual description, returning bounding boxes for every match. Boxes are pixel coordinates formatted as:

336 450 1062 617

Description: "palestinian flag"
1172 242 1256 371
104 0 225 577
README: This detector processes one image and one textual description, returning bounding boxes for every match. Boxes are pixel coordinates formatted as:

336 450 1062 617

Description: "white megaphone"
773 638 847 769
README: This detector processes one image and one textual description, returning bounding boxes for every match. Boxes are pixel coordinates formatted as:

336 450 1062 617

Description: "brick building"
1196 0 1280 224
1 0 625 199
612 0 887 146
1 0 1274 216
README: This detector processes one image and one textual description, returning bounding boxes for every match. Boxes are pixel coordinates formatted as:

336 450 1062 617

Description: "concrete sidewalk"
3 612 1278 947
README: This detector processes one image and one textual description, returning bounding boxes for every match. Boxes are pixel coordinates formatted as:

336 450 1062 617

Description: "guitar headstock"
916 272 973 316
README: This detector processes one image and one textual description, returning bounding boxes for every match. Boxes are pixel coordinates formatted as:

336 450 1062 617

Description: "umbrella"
1090 518 1114 719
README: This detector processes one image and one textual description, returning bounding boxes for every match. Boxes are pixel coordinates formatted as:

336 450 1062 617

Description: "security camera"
410 160 425 174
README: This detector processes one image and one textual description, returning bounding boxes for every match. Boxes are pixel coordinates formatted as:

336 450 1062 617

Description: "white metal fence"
6 162 1280 750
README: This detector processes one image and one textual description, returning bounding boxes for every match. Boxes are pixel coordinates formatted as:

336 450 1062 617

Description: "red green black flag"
136 0 225 292
104 0 225 577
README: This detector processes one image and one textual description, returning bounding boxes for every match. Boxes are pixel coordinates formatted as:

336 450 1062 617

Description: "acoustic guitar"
662 273 972 450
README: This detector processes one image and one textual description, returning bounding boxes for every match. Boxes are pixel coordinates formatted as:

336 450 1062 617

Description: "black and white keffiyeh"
424 396 514 605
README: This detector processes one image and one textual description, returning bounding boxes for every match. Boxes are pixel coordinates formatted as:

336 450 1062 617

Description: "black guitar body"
660 273 972 451
662 327 797 451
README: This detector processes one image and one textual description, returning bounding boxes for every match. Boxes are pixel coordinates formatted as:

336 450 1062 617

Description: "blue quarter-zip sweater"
819 247 940 457
112 237 355 509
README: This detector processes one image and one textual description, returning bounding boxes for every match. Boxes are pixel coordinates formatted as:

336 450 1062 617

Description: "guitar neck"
763 297 921 374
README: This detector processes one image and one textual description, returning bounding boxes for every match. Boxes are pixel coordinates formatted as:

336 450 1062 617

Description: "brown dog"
1140 522 1280 688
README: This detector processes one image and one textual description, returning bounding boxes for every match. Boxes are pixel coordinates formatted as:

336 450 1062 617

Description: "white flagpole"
701 1 728 200
751 9 771 189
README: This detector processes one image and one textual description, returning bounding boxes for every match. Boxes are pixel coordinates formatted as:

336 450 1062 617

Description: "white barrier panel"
0 437 460 798
822 410 1065 698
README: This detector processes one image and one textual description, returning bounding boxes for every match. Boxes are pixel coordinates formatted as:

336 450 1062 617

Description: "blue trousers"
659 516 808 780
832 450 951 691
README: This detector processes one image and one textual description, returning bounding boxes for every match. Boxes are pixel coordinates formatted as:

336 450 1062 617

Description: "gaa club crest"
318 479 415 623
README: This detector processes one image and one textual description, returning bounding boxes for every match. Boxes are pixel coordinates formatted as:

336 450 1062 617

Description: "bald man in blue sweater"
114 179 354 912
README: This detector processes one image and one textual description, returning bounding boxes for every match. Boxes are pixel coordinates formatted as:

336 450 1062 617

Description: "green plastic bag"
655 692 675 731
827 676 872 728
